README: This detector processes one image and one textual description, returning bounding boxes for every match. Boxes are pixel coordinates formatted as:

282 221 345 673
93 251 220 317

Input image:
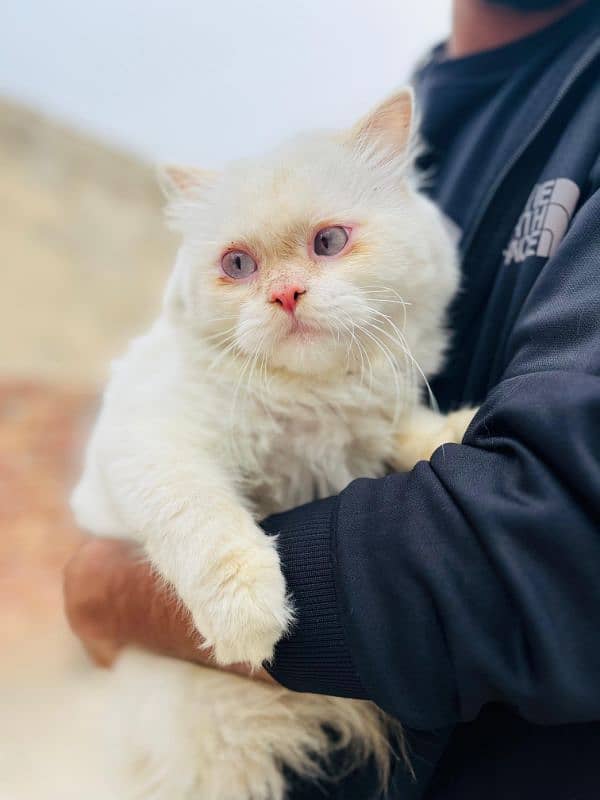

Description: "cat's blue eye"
313 226 348 257
221 250 257 279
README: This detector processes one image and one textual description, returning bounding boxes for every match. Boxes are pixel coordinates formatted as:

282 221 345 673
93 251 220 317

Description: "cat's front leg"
391 406 478 470
144 491 294 668
73 432 292 669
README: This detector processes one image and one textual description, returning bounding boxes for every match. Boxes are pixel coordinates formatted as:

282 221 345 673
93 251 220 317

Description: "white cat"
71 87 472 800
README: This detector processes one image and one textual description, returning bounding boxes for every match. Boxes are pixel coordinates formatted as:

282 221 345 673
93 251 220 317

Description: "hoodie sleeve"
262 188 600 732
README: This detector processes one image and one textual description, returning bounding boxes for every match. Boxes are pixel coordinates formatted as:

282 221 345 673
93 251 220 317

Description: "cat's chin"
267 336 347 378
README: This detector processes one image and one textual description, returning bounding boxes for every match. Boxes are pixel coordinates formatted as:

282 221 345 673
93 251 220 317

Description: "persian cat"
72 87 472 799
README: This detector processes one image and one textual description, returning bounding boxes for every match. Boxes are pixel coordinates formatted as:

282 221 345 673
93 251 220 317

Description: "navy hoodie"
263 4 600 798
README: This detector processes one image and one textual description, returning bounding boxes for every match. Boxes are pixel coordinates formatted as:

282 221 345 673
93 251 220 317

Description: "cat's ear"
158 164 216 199
347 87 414 161
158 165 217 235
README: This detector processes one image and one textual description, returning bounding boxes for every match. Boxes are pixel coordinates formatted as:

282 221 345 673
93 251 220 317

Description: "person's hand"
63 537 276 683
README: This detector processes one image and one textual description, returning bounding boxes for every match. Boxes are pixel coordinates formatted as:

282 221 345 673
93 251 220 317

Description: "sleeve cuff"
262 496 367 699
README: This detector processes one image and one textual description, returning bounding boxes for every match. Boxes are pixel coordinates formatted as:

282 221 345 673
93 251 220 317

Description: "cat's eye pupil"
314 226 348 257
221 250 257 279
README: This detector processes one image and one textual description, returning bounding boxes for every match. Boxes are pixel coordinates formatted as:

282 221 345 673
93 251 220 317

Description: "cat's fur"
71 88 471 800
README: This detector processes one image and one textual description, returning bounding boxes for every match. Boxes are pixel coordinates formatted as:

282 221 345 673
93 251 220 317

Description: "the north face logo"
503 178 580 265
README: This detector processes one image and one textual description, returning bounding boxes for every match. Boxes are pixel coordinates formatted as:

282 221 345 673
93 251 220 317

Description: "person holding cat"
65 0 600 798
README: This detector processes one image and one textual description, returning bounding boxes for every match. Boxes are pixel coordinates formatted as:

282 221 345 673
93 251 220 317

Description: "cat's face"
163 89 458 380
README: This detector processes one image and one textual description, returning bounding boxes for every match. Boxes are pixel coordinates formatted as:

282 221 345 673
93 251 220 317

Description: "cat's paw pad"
190 543 293 668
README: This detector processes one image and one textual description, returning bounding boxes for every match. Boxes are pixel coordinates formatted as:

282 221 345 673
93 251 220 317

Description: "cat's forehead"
211 136 361 237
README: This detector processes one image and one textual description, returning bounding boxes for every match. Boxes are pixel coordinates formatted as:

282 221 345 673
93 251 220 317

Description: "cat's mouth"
284 319 323 339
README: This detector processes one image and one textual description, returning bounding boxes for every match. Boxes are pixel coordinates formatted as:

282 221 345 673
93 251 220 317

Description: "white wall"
1 0 450 166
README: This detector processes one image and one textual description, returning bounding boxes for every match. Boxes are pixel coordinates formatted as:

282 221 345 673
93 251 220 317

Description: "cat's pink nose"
270 285 306 314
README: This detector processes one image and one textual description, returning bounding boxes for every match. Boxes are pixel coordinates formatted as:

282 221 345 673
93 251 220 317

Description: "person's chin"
486 0 569 10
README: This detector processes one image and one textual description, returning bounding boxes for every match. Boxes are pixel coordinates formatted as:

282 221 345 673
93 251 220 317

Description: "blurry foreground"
0 99 175 797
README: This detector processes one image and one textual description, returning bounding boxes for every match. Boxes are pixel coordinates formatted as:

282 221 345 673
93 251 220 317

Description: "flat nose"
269 284 306 314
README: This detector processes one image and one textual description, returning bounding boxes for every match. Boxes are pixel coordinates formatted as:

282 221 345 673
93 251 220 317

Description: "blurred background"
0 0 450 384
0 1 450 796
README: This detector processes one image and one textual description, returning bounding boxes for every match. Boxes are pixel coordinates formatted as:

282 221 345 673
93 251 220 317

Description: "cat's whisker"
363 328 404 422
362 296 410 308
203 326 240 348
204 320 239 330
337 312 366 380
361 285 410 306
207 335 242 370
246 334 268 409
353 330 370 389
351 315 406 423
258 346 276 421
204 331 236 344
361 289 403 296
327 313 353 372
366 311 439 413
354 332 375 394
365 311 412 363
346 317 376 395
203 326 238 344
367 318 410 373
338 320 354 373
361 286 411 331
369 309 412 356
367 317 411 375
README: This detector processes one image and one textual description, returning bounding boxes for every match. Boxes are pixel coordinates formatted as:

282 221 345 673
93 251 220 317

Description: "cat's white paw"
444 407 478 443
187 538 293 668
393 406 478 469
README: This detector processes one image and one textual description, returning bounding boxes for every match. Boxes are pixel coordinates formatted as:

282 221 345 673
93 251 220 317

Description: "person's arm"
63 538 275 683
263 188 600 730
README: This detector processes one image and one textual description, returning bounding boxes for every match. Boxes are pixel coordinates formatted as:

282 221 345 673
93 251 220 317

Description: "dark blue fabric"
264 3 600 797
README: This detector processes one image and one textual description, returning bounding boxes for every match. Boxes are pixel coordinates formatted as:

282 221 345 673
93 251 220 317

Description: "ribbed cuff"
262 496 367 698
